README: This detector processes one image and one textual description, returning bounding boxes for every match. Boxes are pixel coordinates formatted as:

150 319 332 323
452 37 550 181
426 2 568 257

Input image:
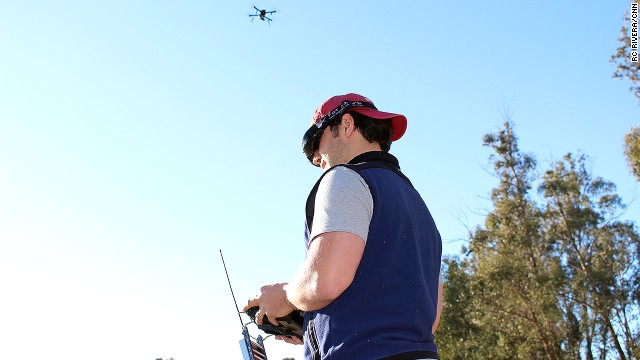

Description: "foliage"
624 127 640 182
611 11 640 104
436 256 485 359
438 122 640 359
614 10 640 185
540 152 640 359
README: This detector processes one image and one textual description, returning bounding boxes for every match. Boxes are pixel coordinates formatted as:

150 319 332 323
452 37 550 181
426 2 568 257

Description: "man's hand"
243 282 296 326
275 335 304 345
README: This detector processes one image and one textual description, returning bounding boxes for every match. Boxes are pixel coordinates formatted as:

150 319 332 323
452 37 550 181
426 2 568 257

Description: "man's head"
302 93 407 168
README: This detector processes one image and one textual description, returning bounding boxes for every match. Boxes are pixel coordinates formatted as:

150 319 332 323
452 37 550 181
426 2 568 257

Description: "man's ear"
340 113 356 137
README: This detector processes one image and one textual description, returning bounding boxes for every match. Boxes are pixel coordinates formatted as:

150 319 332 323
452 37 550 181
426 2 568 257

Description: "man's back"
303 152 442 359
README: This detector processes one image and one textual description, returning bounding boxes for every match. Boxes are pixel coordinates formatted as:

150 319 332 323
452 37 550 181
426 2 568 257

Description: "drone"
249 6 276 24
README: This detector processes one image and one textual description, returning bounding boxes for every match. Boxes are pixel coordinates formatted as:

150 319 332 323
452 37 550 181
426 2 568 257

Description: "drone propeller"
249 6 277 24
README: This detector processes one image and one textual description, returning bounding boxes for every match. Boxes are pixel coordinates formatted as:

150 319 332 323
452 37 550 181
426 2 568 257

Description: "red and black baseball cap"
302 93 407 165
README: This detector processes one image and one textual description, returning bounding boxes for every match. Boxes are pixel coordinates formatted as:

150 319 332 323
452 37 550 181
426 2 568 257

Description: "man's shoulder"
319 165 369 192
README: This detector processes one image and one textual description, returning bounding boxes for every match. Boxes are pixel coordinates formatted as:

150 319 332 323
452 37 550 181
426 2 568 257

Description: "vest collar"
347 151 401 170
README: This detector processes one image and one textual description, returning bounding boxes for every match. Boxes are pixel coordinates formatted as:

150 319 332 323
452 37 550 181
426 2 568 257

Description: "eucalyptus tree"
436 256 485 360
440 121 569 359
612 11 640 190
624 127 640 182
438 121 640 359
540 153 640 360
611 11 640 103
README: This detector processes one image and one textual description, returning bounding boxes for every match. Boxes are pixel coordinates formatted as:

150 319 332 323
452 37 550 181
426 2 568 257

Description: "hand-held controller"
245 306 304 340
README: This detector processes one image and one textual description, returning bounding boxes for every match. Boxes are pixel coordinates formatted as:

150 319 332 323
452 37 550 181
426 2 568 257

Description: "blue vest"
303 152 441 360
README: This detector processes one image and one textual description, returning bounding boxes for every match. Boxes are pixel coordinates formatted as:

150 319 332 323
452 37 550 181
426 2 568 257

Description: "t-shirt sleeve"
309 166 373 243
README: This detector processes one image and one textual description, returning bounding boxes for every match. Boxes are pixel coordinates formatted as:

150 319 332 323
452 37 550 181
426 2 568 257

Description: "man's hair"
329 111 393 152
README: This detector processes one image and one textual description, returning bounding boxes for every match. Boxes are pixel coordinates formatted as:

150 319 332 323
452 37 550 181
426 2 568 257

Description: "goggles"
301 100 377 166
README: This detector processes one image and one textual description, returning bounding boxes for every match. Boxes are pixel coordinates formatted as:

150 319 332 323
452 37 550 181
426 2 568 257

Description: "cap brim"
351 108 407 141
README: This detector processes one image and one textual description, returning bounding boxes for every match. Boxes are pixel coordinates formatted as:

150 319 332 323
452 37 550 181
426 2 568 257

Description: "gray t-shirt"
309 166 374 243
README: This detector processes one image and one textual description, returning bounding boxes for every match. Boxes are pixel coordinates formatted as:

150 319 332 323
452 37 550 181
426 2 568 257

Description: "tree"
540 153 640 359
438 121 640 359
436 256 486 359
611 11 640 103
624 127 640 182
439 121 569 359
478 122 575 359
613 10 640 185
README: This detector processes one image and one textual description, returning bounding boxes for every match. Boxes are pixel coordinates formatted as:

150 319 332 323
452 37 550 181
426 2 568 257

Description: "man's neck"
345 140 381 162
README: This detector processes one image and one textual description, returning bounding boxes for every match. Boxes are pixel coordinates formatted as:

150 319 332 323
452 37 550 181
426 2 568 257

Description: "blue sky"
1 1 638 359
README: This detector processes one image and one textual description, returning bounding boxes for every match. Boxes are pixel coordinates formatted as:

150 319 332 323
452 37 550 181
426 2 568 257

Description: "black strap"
305 151 413 233
315 100 378 128
379 350 439 360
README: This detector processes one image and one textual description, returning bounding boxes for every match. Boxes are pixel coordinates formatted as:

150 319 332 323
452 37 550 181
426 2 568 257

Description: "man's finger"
281 336 303 345
265 314 279 326
242 297 258 312
254 309 264 325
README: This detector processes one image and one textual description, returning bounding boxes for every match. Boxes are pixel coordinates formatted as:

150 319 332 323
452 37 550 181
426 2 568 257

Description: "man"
244 93 442 359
